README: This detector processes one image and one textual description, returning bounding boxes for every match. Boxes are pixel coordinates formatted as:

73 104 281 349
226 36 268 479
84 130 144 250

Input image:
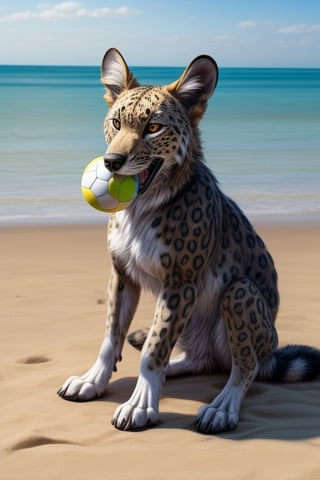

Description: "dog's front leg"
58 266 140 402
112 284 196 430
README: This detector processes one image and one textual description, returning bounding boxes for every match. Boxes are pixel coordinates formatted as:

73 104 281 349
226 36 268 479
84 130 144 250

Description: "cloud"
238 20 258 29
0 2 140 22
238 20 320 37
277 24 320 35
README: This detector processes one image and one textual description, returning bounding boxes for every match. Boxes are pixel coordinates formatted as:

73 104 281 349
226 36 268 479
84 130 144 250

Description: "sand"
1 222 320 480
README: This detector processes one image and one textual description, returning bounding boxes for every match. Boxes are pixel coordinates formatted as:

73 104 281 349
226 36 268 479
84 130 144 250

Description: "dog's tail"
258 345 320 382
127 330 320 382
127 328 149 351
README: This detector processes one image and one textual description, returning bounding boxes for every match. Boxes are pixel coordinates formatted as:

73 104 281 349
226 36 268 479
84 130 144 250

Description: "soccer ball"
81 156 139 213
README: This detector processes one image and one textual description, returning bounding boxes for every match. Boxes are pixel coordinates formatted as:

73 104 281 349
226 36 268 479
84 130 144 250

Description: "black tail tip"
274 345 320 382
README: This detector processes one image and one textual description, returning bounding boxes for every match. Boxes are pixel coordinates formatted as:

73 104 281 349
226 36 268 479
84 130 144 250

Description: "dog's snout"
103 153 127 172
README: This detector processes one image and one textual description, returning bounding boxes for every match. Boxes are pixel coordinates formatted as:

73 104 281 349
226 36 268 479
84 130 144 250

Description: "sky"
0 0 320 67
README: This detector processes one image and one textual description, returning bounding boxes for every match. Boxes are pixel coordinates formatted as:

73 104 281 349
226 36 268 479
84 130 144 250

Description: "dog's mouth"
138 159 164 194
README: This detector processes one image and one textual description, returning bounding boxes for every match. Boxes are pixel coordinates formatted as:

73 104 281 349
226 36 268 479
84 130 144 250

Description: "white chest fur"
108 211 162 293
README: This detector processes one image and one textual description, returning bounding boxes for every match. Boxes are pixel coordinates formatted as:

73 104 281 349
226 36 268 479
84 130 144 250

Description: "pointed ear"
167 55 218 125
101 48 139 107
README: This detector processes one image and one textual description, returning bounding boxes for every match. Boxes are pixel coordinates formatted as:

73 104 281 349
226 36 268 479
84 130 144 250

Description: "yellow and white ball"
81 156 138 213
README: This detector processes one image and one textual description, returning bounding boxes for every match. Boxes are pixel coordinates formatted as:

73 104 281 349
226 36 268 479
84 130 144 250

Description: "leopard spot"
181 254 190 266
232 230 243 244
187 240 197 253
183 286 195 302
247 234 256 249
159 327 167 338
256 298 265 315
231 213 239 230
201 233 211 249
192 208 203 223
160 253 171 269
256 235 265 248
172 205 183 221
168 294 180 309
174 238 184 251
180 223 189 237
245 297 255 308
151 217 162 228
193 255 204 270
235 287 246 299
231 265 240 280
256 333 264 344
258 253 268 269
241 346 251 357
238 332 247 342
205 186 213 201
222 272 229 284
249 283 258 295
249 311 257 324
234 302 243 315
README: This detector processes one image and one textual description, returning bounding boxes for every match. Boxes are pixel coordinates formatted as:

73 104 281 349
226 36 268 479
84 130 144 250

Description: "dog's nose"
103 153 127 172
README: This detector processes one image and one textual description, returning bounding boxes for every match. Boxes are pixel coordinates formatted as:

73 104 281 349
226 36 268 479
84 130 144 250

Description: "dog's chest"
108 211 162 292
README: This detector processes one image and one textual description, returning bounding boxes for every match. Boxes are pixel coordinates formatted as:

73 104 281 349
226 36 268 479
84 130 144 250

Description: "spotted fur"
58 48 320 433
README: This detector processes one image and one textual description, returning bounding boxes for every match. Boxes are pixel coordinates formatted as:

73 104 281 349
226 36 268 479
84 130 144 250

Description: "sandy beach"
1 222 320 480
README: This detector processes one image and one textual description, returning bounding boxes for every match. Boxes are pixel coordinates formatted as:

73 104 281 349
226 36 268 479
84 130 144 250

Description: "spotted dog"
58 48 320 433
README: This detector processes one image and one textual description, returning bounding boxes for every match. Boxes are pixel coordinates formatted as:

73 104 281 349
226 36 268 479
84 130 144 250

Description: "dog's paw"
195 404 239 433
57 376 100 401
58 337 116 402
112 402 159 431
57 360 111 402
111 359 162 431
194 380 245 434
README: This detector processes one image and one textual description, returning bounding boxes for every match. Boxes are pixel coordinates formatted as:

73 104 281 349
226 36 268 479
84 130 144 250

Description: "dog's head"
101 48 218 203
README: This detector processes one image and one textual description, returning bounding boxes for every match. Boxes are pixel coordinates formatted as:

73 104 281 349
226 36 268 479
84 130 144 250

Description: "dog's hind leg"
195 277 278 433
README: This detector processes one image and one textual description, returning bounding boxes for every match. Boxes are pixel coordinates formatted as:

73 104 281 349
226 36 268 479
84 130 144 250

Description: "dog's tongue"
139 169 149 185
137 159 164 194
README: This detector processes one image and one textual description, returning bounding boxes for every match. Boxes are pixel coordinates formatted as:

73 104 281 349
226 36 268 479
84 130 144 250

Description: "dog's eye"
112 118 121 130
145 123 161 134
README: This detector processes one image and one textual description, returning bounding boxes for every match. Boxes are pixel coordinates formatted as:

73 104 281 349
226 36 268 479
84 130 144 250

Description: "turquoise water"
0 65 319 226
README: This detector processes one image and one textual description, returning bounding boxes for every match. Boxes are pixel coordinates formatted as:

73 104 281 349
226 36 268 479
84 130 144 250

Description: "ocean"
0 65 319 226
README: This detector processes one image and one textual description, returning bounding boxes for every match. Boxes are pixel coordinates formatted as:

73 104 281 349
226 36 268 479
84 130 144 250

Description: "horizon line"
1 63 320 69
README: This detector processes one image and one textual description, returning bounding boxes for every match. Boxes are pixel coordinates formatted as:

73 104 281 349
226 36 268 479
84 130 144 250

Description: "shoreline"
1 215 320 232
